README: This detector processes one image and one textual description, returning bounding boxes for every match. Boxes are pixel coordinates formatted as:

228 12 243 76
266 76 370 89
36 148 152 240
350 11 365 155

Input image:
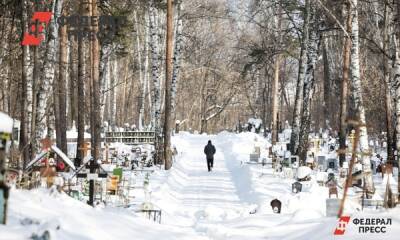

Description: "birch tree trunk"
393 35 400 200
349 0 374 196
290 0 310 155
298 13 321 162
143 16 151 129
322 36 332 128
20 0 31 166
382 2 394 164
271 4 282 146
99 38 112 124
109 58 117 128
149 1 161 135
171 0 183 119
33 0 63 155
135 11 145 130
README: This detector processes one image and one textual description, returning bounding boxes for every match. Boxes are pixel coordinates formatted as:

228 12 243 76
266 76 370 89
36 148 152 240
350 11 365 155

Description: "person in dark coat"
204 140 216 172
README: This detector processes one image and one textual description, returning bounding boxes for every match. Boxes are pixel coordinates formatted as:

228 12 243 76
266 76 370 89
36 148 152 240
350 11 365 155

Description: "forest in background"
0 0 399 177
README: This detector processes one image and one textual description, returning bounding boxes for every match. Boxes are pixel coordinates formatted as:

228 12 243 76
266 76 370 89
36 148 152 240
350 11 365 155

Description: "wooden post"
339 0 352 167
338 119 362 217
164 0 174 170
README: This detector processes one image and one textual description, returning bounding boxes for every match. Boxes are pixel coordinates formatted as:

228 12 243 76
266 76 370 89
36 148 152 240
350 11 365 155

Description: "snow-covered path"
150 133 267 239
177 136 244 210
152 134 253 229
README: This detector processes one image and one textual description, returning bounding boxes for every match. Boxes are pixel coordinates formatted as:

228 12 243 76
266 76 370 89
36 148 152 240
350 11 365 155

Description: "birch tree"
20 0 31 166
392 24 400 201
171 0 184 119
149 0 162 135
298 10 321 161
290 0 311 155
99 43 112 124
33 0 63 155
349 0 374 196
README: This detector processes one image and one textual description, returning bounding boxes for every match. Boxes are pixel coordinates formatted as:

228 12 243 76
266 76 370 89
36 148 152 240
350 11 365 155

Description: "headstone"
317 156 326 168
292 181 302 193
326 158 338 171
290 156 299 168
370 160 377 175
270 199 281 213
250 154 259 163
326 198 340 217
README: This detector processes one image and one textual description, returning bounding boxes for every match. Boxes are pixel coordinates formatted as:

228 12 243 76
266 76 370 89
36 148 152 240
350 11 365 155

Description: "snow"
247 118 262 129
1 132 400 239
66 129 91 139
0 112 13 133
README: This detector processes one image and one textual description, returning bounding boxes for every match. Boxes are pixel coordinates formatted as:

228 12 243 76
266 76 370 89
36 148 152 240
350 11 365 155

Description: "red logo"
334 216 351 235
21 12 53 46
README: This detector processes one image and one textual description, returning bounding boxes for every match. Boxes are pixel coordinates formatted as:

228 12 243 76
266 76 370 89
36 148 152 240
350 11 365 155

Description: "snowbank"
0 112 13 133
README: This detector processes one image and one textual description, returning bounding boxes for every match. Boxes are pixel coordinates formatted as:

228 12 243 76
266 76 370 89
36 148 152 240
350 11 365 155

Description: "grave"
0 112 12 224
104 131 155 145
319 158 338 172
316 172 328 186
326 198 340 217
282 154 299 168
26 143 77 172
292 182 302 193
297 166 311 181
249 154 259 163
317 155 326 169
309 137 321 156
370 160 377 175
75 160 109 206
305 152 315 169
270 199 282 213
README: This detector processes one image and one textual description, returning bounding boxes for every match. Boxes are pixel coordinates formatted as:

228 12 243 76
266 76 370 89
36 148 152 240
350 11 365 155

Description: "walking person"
204 140 216 172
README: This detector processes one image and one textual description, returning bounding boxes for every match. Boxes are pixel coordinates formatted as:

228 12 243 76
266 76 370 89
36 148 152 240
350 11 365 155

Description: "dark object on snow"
270 199 281 213
204 140 216 171
329 186 338 198
74 157 82 168
31 230 51 240
292 181 302 193
328 172 335 181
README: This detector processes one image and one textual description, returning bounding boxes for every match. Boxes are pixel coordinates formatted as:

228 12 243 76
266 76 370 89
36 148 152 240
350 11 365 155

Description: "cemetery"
1 111 400 239
1 0 400 238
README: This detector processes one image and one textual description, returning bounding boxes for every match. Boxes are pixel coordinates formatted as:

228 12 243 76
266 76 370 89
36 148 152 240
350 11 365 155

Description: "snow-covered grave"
0 131 400 239
0 112 13 225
